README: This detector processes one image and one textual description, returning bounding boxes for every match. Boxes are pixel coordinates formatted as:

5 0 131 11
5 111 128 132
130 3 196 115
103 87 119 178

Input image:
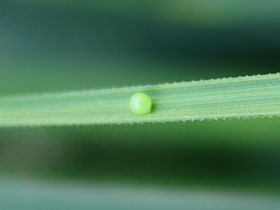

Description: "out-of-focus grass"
1 118 280 193
1 177 280 210
7 0 280 26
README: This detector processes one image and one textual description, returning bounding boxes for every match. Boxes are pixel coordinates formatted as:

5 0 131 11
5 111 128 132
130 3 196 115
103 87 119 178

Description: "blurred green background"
0 1 280 206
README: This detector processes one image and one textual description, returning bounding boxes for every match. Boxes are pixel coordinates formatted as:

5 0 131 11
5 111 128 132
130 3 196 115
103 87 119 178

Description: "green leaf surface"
0 73 280 127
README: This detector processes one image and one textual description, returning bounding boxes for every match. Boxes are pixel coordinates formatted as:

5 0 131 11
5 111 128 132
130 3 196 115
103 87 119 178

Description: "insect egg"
129 92 153 115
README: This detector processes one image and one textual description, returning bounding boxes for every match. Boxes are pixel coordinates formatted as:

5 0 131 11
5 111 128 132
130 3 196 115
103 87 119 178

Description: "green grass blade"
0 73 280 127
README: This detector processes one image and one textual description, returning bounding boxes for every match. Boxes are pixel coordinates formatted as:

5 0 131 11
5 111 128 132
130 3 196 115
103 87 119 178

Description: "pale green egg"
129 92 153 115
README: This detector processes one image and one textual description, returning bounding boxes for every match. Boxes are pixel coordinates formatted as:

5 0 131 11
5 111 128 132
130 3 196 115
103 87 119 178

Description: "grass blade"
0 73 280 127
